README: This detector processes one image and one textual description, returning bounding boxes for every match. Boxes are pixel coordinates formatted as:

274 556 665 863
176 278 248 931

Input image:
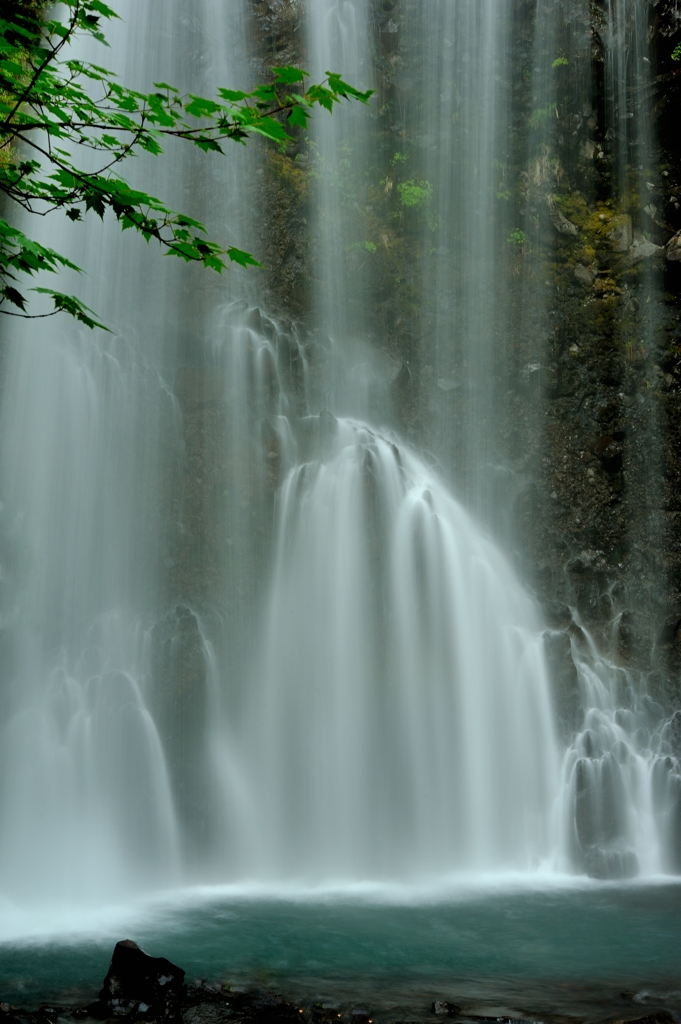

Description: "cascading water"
306 0 376 384
0 0 679 924
0 0 257 901
557 624 681 878
413 0 513 516
212 408 559 880
522 0 681 879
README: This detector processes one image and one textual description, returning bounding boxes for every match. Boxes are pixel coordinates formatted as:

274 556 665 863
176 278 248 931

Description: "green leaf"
306 84 335 112
193 137 224 154
33 287 110 330
84 1 119 18
185 95 220 118
218 88 248 102
273 65 309 84
325 73 373 103
288 104 310 129
0 7 372 329
245 114 291 143
2 285 26 310
227 246 262 268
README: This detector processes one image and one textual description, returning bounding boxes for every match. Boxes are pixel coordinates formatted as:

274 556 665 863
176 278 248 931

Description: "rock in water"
97 940 185 1022
432 1003 461 1017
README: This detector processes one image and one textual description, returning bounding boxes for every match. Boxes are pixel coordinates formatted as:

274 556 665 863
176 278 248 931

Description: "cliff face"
240 0 681 717
504 0 681 704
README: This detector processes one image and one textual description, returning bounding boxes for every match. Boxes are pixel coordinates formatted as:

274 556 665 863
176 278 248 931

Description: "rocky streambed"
2 942 679 1024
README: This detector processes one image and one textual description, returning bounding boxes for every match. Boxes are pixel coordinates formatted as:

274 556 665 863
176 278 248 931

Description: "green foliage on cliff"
397 179 433 209
507 228 528 246
0 0 372 328
529 103 557 130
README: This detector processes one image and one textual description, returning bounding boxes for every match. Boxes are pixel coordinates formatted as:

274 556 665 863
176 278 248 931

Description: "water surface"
2 881 680 1018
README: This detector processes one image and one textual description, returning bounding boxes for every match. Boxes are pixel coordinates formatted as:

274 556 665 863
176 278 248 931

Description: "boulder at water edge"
94 940 185 1022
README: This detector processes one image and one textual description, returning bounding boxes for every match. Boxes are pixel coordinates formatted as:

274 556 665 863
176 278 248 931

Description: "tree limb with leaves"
0 0 372 329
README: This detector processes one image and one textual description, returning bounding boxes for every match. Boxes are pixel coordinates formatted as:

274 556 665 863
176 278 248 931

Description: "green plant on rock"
507 228 528 246
529 103 557 130
0 0 372 328
672 42 681 61
347 241 377 254
552 56 569 68
397 179 433 209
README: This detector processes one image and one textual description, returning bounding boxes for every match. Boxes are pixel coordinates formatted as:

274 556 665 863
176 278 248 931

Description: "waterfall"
0 0 679 917
521 0 680 878
307 0 374 346
0 0 257 901
210 410 559 881
413 0 513 515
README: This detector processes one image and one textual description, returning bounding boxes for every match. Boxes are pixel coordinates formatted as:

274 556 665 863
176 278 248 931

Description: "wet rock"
544 629 580 738
573 263 595 286
431 1004 460 1017
601 441 623 473
669 710 681 756
607 215 633 252
547 198 579 236
656 614 681 647
540 365 559 395
618 1015 675 1024
583 845 639 879
519 363 558 394
183 1007 232 1024
463 1008 526 1021
520 362 541 384
666 229 681 261
544 601 573 630
616 610 652 663
566 553 590 574
591 435 623 473
174 367 227 411
392 361 412 399
628 237 664 263
96 940 185 1022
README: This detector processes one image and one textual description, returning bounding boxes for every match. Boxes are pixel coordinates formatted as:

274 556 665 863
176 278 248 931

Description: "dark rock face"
669 710 681 756
96 940 185 1023
582 845 639 881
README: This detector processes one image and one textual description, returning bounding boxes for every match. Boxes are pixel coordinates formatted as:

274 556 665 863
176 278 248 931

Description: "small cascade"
0 615 179 902
558 626 681 878
0 326 183 902
307 0 374 345
603 0 654 192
